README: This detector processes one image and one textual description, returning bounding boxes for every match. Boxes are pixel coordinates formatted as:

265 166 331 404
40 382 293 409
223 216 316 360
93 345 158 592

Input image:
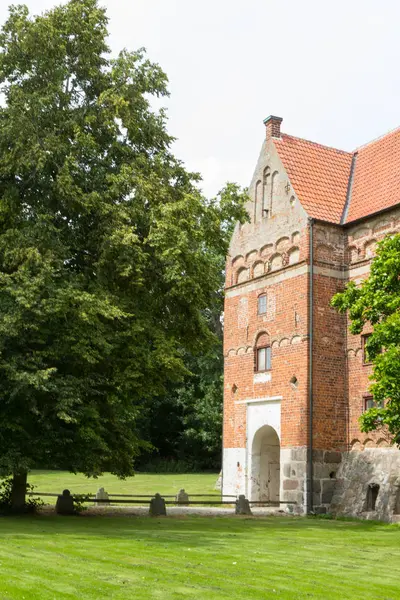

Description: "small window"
363 396 374 412
256 346 271 372
363 395 383 413
362 334 372 364
258 294 267 315
366 484 379 511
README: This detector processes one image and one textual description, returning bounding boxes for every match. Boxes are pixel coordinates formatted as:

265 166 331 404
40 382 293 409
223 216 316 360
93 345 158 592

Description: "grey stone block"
283 463 291 478
291 448 307 462
321 479 336 504
314 464 335 479
324 451 342 464
176 489 189 505
282 489 300 503
149 493 167 516
312 449 324 463
56 489 74 515
313 492 321 507
95 487 110 506
235 495 252 515
283 479 299 490
313 480 321 494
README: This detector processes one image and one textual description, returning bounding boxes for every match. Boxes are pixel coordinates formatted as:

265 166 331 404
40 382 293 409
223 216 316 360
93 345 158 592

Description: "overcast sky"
1 0 399 196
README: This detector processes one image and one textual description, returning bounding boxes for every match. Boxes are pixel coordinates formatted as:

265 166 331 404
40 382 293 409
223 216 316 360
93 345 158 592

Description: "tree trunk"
11 471 28 512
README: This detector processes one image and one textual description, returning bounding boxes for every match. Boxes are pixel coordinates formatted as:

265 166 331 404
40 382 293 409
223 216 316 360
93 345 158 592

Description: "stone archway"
251 425 280 503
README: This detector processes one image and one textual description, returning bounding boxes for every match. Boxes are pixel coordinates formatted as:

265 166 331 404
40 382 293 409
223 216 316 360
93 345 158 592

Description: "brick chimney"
264 115 283 140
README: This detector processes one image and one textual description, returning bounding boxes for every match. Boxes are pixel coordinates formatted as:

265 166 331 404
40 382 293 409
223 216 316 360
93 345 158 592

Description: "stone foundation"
312 450 342 514
280 447 307 514
330 448 400 522
281 447 343 515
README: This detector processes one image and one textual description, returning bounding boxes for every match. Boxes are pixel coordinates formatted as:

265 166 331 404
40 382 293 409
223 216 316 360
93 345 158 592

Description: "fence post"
235 494 252 515
175 489 189 506
95 487 110 506
55 489 75 515
149 493 167 516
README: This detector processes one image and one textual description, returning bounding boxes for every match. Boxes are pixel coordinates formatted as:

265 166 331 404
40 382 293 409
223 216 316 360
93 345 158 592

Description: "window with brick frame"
363 394 383 412
254 331 271 372
362 334 372 364
362 333 382 365
256 346 271 372
363 395 374 412
258 294 267 315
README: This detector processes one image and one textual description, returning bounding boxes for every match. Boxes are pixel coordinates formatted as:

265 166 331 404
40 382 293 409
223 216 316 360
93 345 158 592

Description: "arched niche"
270 253 283 271
253 261 265 278
288 247 300 265
236 267 249 284
364 239 377 259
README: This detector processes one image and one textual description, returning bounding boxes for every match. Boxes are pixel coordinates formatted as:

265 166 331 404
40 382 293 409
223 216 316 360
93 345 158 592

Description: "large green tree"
0 0 248 508
332 234 400 445
138 295 225 472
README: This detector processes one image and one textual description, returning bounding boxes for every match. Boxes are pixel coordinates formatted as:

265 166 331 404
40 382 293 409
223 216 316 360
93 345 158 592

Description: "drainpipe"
307 218 314 514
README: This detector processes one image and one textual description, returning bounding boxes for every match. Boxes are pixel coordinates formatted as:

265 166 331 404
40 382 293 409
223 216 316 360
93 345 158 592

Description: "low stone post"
214 471 222 491
95 487 110 506
175 489 189 506
149 493 167 516
56 489 75 515
235 494 252 515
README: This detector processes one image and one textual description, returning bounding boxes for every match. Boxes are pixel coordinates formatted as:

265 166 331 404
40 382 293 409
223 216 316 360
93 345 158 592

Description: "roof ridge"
279 133 352 156
354 124 400 152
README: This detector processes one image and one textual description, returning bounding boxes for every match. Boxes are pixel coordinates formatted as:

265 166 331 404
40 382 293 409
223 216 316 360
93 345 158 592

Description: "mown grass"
0 514 399 599
27 470 219 503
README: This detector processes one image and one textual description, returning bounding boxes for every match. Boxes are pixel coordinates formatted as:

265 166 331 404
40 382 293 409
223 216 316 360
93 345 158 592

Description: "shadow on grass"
0 511 398 547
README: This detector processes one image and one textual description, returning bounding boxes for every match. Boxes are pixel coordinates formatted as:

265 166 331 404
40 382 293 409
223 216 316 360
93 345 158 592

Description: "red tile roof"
346 127 400 223
273 126 400 224
273 135 353 223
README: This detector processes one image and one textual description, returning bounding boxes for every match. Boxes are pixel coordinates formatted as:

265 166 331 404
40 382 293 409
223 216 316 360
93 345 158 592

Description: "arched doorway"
250 425 280 503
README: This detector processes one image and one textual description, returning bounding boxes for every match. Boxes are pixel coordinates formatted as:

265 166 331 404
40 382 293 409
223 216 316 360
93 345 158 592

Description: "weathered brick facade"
223 117 400 521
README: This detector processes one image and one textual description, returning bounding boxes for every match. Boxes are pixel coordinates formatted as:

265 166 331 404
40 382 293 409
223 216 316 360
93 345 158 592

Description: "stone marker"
95 487 110 506
175 489 189 505
235 494 252 515
149 493 167 516
214 471 222 491
56 489 75 515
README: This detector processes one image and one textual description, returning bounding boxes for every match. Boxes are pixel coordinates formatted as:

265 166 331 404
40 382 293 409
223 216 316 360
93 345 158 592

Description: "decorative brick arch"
236 267 249 284
253 330 270 348
270 253 283 271
232 255 244 267
364 239 377 258
346 245 359 264
288 246 300 265
315 243 332 262
252 261 265 278
261 243 274 257
275 236 290 252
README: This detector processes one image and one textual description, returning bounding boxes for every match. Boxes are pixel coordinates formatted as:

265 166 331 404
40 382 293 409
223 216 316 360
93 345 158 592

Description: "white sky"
1 0 400 197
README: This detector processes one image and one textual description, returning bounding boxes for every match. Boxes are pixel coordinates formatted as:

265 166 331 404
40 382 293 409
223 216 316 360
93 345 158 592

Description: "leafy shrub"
71 493 91 513
0 477 44 514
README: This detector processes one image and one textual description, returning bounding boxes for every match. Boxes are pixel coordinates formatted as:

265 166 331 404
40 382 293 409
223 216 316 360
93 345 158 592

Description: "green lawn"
0 515 399 599
27 470 219 502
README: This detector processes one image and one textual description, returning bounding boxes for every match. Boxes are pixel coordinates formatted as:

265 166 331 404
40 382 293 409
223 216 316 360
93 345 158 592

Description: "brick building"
222 116 400 521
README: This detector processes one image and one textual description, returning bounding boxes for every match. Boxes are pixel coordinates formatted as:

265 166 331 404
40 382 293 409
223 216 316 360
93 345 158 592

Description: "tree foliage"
332 234 400 444
0 0 248 500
